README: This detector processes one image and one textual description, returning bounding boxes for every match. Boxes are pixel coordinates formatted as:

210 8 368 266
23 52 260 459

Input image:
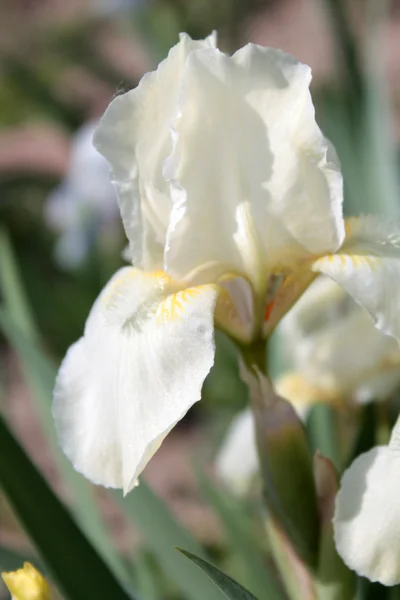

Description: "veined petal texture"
53 267 218 494
94 33 216 270
165 43 344 283
95 35 344 287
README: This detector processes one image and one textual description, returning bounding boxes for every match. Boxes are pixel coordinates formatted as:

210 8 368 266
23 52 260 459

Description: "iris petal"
53 267 218 493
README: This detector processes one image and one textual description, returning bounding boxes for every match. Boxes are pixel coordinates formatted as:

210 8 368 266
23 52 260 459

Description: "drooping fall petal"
53 267 218 494
312 216 400 343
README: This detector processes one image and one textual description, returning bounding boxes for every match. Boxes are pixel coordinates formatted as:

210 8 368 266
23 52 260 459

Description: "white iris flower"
53 33 400 506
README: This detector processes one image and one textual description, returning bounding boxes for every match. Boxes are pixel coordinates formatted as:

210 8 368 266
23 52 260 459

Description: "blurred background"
0 0 400 598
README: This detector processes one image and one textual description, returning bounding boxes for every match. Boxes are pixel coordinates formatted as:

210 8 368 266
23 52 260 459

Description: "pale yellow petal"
2 563 50 600
213 274 255 342
275 372 330 416
279 277 400 401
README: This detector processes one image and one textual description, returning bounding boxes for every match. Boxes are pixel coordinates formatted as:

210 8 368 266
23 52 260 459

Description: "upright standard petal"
312 216 400 342
53 267 218 494
165 43 344 285
94 34 216 269
334 417 400 585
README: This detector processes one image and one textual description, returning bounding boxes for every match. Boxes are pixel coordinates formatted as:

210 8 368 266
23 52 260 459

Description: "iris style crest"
53 33 400 505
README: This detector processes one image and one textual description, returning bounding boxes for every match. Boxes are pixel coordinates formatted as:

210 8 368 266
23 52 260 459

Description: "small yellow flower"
2 563 50 600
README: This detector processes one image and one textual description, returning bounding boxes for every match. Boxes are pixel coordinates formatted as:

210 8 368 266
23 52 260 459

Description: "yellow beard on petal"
155 286 207 322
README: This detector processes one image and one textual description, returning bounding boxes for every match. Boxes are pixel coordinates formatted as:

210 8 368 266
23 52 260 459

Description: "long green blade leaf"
113 485 226 600
0 547 42 573
357 578 390 600
362 0 400 216
0 227 38 343
0 416 134 600
177 549 258 600
389 585 400 600
0 226 129 581
306 405 341 471
0 307 129 582
196 468 283 600
134 550 163 600
322 0 364 121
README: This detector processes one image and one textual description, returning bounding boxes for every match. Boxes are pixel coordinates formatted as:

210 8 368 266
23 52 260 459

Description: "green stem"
322 0 365 126
306 405 341 471
239 337 267 375
239 341 320 599
375 400 391 446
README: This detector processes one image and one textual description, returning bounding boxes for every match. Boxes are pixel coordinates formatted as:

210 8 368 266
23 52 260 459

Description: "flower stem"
239 337 267 375
239 341 356 600
238 342 320 599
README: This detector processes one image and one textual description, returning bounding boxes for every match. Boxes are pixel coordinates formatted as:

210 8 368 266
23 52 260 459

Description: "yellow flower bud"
2 562 50 600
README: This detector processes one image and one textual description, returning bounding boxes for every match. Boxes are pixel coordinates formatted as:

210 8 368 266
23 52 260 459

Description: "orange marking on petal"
264 300 275 322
